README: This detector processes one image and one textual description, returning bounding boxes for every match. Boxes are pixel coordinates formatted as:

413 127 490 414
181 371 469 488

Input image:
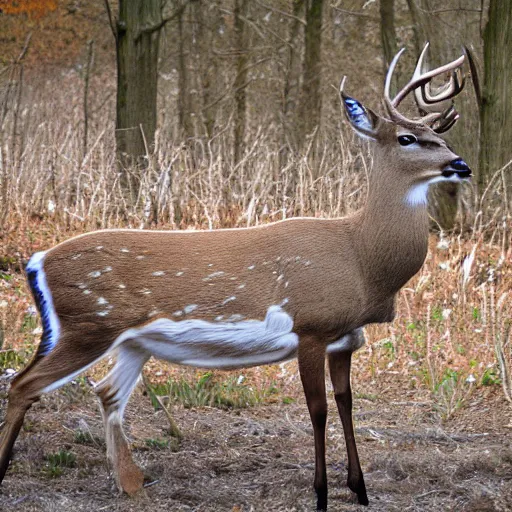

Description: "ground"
1 362 511 512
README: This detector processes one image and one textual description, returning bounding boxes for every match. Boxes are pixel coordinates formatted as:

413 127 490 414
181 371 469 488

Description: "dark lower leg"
0 396 33 482
299 339 328 511
328 350 369 506
1 340 109 484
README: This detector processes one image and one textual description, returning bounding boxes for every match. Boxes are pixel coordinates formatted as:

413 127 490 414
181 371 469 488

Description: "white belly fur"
115 305 299 370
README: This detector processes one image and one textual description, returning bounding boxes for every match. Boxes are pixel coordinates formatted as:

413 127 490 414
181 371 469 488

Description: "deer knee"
310 400 327 429
334 388 352 410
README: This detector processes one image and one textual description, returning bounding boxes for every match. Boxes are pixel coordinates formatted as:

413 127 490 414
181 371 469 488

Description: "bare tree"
177 4 194 140
111 0 192 196
298 0 324 148
380 0 397 78
233 0 249 165
479 0 512 193
280 0 305 165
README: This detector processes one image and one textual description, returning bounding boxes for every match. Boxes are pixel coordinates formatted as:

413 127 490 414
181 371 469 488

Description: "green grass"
144 438 174 450
0 348 27 369
147 372 279 410
43 450 76 478
73 429 102 446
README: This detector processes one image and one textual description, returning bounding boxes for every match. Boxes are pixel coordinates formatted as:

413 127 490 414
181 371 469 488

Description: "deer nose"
442 158 472 179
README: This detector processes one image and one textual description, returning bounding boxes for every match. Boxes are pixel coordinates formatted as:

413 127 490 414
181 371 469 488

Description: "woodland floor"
1 363 511 512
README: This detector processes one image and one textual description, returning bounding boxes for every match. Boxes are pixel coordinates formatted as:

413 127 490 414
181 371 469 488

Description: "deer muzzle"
442 158 472 179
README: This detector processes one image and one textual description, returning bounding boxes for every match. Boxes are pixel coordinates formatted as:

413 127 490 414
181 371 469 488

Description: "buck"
0 44 470 510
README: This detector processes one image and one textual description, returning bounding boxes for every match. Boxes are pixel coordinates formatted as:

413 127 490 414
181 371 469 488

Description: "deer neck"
356 176 429 294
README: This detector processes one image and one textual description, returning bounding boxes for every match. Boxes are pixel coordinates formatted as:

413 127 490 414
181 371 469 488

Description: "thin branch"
14 33 32 64
254 0 306 26
331 5 378 21
418 7 482 15
103 0 117 41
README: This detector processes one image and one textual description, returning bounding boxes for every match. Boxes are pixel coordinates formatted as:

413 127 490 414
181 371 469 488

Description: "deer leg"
298 336 328 511
328 334 368 506
95 343 149 496
0 334 110 484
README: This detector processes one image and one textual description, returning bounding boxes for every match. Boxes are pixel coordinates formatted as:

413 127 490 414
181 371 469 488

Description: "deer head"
340 43 471 207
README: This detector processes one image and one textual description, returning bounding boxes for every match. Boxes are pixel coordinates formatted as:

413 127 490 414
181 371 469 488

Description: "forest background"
0 1 511 511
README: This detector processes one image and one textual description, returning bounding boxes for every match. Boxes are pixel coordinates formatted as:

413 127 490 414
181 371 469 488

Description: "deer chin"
405 173 469 207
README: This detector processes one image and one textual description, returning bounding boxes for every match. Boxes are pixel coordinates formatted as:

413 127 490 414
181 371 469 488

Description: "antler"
384 43 466 133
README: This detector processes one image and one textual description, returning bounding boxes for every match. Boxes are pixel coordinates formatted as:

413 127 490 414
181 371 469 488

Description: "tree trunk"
280 0 304 167
177 6 194 141
233 0 249 166
194 0 221 140
479 0 512 194
116 0 162 193
380 0 397 77
298 0 323 149
405 0 428 56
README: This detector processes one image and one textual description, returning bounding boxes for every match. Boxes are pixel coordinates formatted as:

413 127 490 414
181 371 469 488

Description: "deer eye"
398 134 418 146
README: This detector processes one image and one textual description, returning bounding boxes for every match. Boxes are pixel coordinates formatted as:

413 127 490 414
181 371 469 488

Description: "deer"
0 43 470 510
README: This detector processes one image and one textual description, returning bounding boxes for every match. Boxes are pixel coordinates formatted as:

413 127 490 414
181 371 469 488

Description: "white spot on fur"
222 296 236 305
327 329 365 354
248 265 255 270
226 314 245 322
208 271 225 278
88 271 101 278
97 297 108 305
405 182 430 207
96 246 103 251
277 274 284 282
148 309 161 318
120 248 130 253
104 266 112 272
280 298 289 307
405 175 461 207
237 283 246 289
141 289 152 295
176 271 184 277
78 283 87 289
183 304 198 314
97 311 109 317
208 263 214 267
215 315 224 321
136 255 145 260
285 281 289 288
83 290 92 295
119 284 126 289
304 261 311 266
72 254 82 260
173 310 184 317
152 271 165 277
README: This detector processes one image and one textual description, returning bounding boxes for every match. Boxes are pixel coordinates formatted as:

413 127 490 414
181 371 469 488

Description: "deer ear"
341 93 382 140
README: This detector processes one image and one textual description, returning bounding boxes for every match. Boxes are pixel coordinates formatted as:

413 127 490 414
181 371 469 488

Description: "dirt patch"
1 372 511 512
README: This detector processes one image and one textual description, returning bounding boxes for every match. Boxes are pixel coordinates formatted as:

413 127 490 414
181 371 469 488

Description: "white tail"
0 44 470 509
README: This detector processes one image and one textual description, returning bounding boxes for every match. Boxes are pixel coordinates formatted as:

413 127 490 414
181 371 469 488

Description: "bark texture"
479 0 512 192
116 0 161 179
298 0 324 147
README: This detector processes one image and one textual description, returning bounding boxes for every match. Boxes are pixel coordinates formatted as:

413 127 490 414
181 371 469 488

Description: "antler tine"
393 43 465 108
383 48 406 119
433 106 460 134
418 67 465 106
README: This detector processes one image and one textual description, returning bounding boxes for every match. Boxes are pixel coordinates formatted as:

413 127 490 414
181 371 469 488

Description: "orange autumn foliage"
0 0 57 19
